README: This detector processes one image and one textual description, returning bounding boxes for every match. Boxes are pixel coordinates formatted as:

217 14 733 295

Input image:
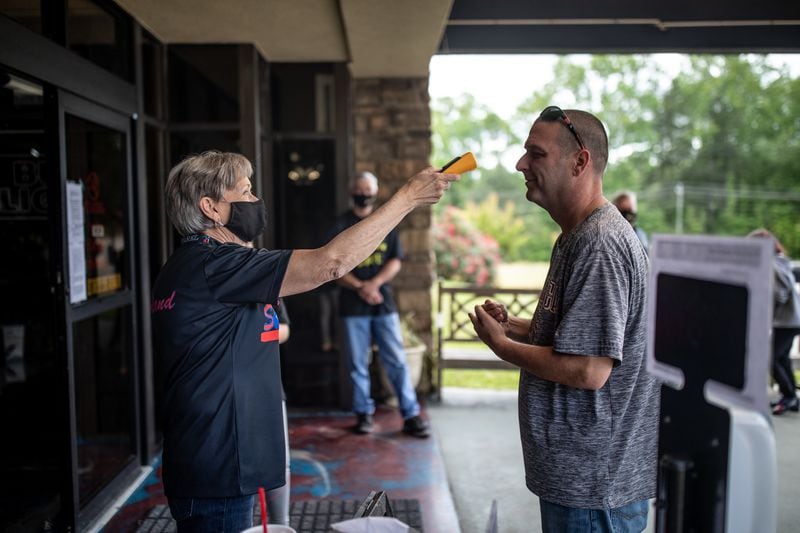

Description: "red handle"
258 487 268 533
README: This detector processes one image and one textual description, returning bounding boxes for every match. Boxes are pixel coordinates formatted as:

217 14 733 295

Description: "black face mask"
225 199 267 242
352 194 375 208
620 210 637 224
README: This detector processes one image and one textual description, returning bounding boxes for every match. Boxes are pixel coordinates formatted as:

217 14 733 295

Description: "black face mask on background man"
620 210 637 224
351 194 375 208
225 199 267 242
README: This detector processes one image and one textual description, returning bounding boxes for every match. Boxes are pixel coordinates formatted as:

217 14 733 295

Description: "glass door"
57 91 140 524
0 69 68 531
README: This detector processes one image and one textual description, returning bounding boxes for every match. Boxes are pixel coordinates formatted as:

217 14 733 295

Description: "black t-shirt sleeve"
322 214 349 246
321 224 338 246
276 298 290 326
386 229 404 262
204 245 292 304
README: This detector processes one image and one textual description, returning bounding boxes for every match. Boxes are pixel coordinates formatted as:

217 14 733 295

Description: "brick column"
353 78 435 392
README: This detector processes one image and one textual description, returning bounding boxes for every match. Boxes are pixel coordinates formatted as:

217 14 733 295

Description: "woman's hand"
400 167 459 207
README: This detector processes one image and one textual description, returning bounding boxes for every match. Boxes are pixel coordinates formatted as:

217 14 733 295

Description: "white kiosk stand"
647 235 777 533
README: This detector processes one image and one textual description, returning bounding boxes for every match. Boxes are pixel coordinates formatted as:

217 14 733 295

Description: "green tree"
431 94 520 207
432 54 800 259
645 56 800 247
432 93 518 163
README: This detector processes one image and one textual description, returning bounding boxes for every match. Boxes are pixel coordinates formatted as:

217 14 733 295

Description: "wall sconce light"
287 151 324 186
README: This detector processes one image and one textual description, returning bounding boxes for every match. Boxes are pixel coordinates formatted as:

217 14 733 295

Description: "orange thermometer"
439 152 477 174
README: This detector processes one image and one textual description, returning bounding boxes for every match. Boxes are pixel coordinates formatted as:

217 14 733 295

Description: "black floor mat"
135 499 423 532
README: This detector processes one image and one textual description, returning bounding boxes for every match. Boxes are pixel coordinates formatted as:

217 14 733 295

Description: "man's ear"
573 149 590 177
198 196 219 225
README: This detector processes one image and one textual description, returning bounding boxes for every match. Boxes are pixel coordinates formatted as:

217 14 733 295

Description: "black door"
273 138 345 406
57 91 141 528
0 68 70 531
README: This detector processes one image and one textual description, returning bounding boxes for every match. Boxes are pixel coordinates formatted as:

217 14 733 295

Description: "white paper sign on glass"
66 181 87 304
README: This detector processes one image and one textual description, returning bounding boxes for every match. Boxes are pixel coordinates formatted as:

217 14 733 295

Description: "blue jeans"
540 498 649 533
342 313 420 419
168 494 254 533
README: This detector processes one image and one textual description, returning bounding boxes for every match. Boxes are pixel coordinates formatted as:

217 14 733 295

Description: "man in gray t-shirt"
470 107 660 531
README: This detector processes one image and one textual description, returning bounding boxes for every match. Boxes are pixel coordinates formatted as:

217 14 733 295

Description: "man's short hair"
612 191 638 212
349 171 379 193
558 110 609 175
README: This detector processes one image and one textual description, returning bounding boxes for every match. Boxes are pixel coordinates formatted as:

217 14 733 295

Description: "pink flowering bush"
432 206 501 286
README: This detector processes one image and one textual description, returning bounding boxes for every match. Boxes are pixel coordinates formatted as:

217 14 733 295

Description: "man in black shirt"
612 190 649 253
330 171 430 438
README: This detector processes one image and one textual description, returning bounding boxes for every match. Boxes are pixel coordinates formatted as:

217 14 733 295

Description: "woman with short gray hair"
165 151 253 236
151 150 457 532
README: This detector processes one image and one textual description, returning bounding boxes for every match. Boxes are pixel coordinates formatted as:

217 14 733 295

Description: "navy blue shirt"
329 211 404 317
151 234 292 498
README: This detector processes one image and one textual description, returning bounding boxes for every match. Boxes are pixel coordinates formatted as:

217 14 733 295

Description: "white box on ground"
331 516 417 533
241 525 296 533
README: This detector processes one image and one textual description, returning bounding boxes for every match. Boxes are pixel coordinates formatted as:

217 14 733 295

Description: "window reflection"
170 130 240 165
0 0 42 34
142 33 164 120
168 45 239 123
66 0 133 81
65 114 128 299
0 69 63 531
73 307 135 505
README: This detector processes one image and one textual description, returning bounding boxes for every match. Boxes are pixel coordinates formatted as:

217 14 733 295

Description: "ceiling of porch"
115 0 800 78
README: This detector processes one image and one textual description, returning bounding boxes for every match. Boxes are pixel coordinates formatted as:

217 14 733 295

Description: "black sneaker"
354 413 374 434
772 397 800 416
402 415 430 438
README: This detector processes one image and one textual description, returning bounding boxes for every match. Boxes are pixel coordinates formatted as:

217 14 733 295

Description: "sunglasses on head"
539 105 585 150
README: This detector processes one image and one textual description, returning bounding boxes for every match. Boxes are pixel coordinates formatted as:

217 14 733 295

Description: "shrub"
463 193 530 261
432 205 501 286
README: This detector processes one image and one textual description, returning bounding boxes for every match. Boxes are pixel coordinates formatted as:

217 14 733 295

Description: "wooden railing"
435 282 541 396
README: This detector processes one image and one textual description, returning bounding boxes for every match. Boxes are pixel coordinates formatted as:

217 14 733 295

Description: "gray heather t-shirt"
520 203 660 509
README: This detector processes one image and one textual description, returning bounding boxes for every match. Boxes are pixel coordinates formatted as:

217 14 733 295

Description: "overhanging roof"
115 0 453 78
114 0 800 80
439 0 800 54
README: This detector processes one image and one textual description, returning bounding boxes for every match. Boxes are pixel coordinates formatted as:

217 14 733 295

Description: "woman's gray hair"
165 151 252 236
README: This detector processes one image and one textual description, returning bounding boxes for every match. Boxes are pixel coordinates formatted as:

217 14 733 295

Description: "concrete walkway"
428 388 536 533
429 387 798 533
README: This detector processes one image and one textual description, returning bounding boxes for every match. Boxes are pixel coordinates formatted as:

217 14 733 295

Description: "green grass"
443 340 486 351
442 369 519 390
